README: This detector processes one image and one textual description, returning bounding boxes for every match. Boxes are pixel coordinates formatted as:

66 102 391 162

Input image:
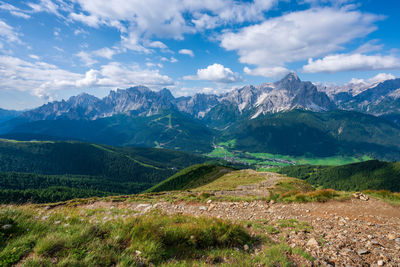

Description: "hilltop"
1 168 400 266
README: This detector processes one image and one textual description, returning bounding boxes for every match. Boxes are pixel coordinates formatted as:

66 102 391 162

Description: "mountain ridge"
18 73 337 122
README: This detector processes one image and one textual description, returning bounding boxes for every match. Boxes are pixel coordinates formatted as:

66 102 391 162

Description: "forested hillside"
0 139 207 203
222 110 400 160
279 160 400 191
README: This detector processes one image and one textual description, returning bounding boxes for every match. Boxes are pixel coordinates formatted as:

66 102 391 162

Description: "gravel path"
84 197 400 266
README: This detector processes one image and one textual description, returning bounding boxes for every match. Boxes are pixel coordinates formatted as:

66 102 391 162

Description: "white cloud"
348 73 395 85
348 78 366 84
69 12 102 28
303 53 400 73
220 7 380 77
69 0 278 36
0 55 174 100
179 49 194 57
120 31 150 53
63 0 280 53
73 28 88 36
76 51 98 66
184 63 241 83
78 62 174 88
92 47 117 59
146 62 163 68
29 54 40 60
161 57 179 63
148 41 167 49
244 66 290 78
0 19 21 43
367 73 395 83
28 0 66 18
299 0 354 6
76 47 119 65
0 2 31 19
354 40 383 54
0 55 81 100
53 46 64 52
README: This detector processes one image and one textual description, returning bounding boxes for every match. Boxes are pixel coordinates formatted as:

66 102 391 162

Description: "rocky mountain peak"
125 86 151 94
67 93 100 107
280 72 300 83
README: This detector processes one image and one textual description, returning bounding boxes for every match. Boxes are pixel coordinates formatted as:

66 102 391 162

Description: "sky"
0 0 399 110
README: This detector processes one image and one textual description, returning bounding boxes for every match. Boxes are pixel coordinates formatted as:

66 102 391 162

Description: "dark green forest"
0 139 207 203
222 110 400 160
279 160 400 192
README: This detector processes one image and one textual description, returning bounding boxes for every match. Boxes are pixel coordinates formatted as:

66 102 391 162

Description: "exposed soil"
59 172 400 266
76 196 400 267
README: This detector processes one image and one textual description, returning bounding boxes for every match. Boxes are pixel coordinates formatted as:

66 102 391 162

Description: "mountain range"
17 73 335 121
1 73 400 159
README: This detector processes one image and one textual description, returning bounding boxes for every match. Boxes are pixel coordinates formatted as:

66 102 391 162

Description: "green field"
207 143 372 170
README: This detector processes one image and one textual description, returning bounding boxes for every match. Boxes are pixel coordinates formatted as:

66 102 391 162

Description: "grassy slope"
194 169 268 191
0 139 207 203
279 160 400 192
0 204 315 267
146 164 234 192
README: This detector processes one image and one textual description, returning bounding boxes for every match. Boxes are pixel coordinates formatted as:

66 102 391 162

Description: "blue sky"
0 0 399 110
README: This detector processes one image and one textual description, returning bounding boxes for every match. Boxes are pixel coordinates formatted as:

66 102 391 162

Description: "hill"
146 164 234 192
278 160 400 192
0 139 207 203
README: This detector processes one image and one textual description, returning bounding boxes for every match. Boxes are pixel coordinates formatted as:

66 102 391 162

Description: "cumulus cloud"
184 63 241 83
367 73 395 83
92 47 117 59
0 55 174 100
220 7 380 77
349 73 396 85
68 0 278 34
179 49 194 57
58 0 281 52
303 53 400 73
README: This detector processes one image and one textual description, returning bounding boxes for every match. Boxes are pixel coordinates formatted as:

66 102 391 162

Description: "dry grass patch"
193 169 267 191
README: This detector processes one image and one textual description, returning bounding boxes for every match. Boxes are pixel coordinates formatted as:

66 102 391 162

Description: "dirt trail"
79 195 400 266
76 173 400 266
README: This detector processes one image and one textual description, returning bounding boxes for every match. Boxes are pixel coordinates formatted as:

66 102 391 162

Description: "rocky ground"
80 196 400 266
